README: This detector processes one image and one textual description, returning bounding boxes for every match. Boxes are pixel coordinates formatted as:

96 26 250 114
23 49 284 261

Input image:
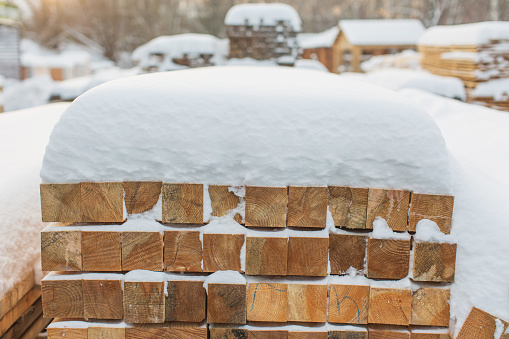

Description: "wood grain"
245 237 288 276
40 183 81 222
366 238 411 280
287 284 327 323
162 183 203 224
247 283 287 322
121 231 163 271
329 331 368 339
328 284 369 324
209 185 242 223
82 231 121 271
123 181 162 215
18 314 52 339
287 186 327 228
408 193 454 234
412 242 457 282
368 288 412 326
209 328 248 339
0 287 40 336
366 189 411 231
0 270 34 319
83 279 123 320
329 233 367 275
411 288 450 327
123 281 165 324
42 279 83 319
41 229 82 271
289 332 328 339
88 327 125 339
248 330 287 339
202 233 244 272
125 326 207 339
456 307 509 339
164 231 202 272
410 333 451 339
165 280 206 322
328 186 369 229
1 297 42 339
245 186 287 227
207 283 247 324
47 328 87 339
368 329 409 339
287 237 328 276
81 182 124 222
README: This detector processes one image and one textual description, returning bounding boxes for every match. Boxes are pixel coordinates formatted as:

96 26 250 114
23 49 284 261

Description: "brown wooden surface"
121 231 163 271
82 231 122 271
456 307 509 339
202 233 244 272
42 279 83 319
41 229 82 271
412 242 457 282
287 186 327 228
411 288 450 326
40 183 81 222
410 333 451 339
164 231 202 272
368 329 409 339
328 284 369 324
18 315 52 339
289 332 328 339
1 297 41 339
248 330 287 339
88 327 125 339
287 237 328 276
123 181 162 215
366 238 411 280
329 233 367 275
165 281 206 322
366 189 410 231
368 288 412 326
81 182 124 222
83 279 123 320
123 281 165 324
207 283 246 324
0 271 34 319
329 331 368 339
125 326 207 339
209 328 248 339
162 183 203 224
328 186 369 229
209 185 242 223
245 237 288 276
245 186 287 227
247 283 287 322
408 193 454 234
47 328 87 339
287 284 327 323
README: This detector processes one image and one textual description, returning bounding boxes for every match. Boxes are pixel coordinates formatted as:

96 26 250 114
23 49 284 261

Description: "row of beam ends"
40 182 454 233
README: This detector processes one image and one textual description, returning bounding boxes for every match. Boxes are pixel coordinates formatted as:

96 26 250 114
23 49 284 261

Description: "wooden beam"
83 278 123 320
248 330 287 338
329 233 367 275
410 332 451 339
245 237 288 276
287 284 327 323
0 270 34 319
1 297 41 339
287 237 328 276
408 193 454 234
165 280 206 322
125 325 207 339
47 327 87 339
18 315 52 339
82 231 121 272
207 283 247 324
42 279 83 319
88 327 125 339
209 185 242 223
289 332 328 339
41 229 82 271
247 283 287 322
328 284 369 324
121 231 163 271
202 234 244 272
245 186 287 227
411 288 450 327
123 181 162 215
40 183 81 222
162 183 203 224
456 307 509 339
412 242 457 282
209 328 248 339
328 186 369 229
163 231 203 272
368 288 412 326
287 186 327 228
366 189 411 231
329 330 368 339
366 238 411 280
123 281 165 324
368 329 409 339
81 182 124 222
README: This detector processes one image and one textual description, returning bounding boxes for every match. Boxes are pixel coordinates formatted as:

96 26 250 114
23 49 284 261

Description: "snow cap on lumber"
339 19 424 46
419 21 509 46
225 3 301 31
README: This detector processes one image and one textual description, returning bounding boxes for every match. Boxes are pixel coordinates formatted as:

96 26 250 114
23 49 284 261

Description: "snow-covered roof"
298 26 339 49
21 50 90 69
419 21 509 47
339 19 424 46
41 67 451 194
224 3 301 32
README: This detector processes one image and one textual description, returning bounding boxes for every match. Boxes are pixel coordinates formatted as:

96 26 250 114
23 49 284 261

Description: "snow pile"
294 59 329 72
441 51 495 63
361 50 421 72
203 271 246 291
419 21 509 46
0 103 70 298
339 20 424 46
371 218 411 240
22 50 91 69
298 26 339 49
225 3 301 32
3 75 54 112
225 58 278 67
41 67 451 195
414 219 456 244
472 78 509 100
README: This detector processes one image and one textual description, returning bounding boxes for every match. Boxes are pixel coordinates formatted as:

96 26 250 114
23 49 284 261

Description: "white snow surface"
293 59 329 72
298 26 339 49
339 19 424 46
225 3 301 31
360 50 421 72
371 217 411 240
0 102 70 298
41 67 452 195
419 21 509 46
203 270 246 291
3 75 54 112
472 78 509 100
414 219 457 244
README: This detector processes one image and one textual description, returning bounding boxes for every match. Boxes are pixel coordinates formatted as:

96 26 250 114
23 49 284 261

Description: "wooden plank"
162 183 203 224
0 287 40 336
121 232 163 271
289 332 328 339
209 328 248 339
245 237 288 276
202 234 244 272
287 186 327 228
18 315 52 339
368 288 412 326
82 231 121 272
123 181 162 215
412 242 456 282
41 229 82 271
366 189 411 231
165 281 206 322
329 233 367 275
209 185 242 223
1 297 42 339
47 327 87 339
457 307 509 339
411 288 450 326
328 186 369 229
328 284 369 324
368 329 409 339
126 326 206 339
81 182 124 222
207 283 246 324
248 330 287 338
40 183 81 222
0 270 34 319
366 238 411 280
88 327 125 339
287 237 328 277
83 279 123 320
287 284 327 323
410 333 451 339
123 281 165 324
245 186 287 227
247 283 287 322
163 231 202 272
42 279 83 319
408 193 454 234
329 331 368 339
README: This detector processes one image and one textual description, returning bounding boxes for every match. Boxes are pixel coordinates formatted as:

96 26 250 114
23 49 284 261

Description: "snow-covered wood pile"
225 3 300 64
298 26 340 73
